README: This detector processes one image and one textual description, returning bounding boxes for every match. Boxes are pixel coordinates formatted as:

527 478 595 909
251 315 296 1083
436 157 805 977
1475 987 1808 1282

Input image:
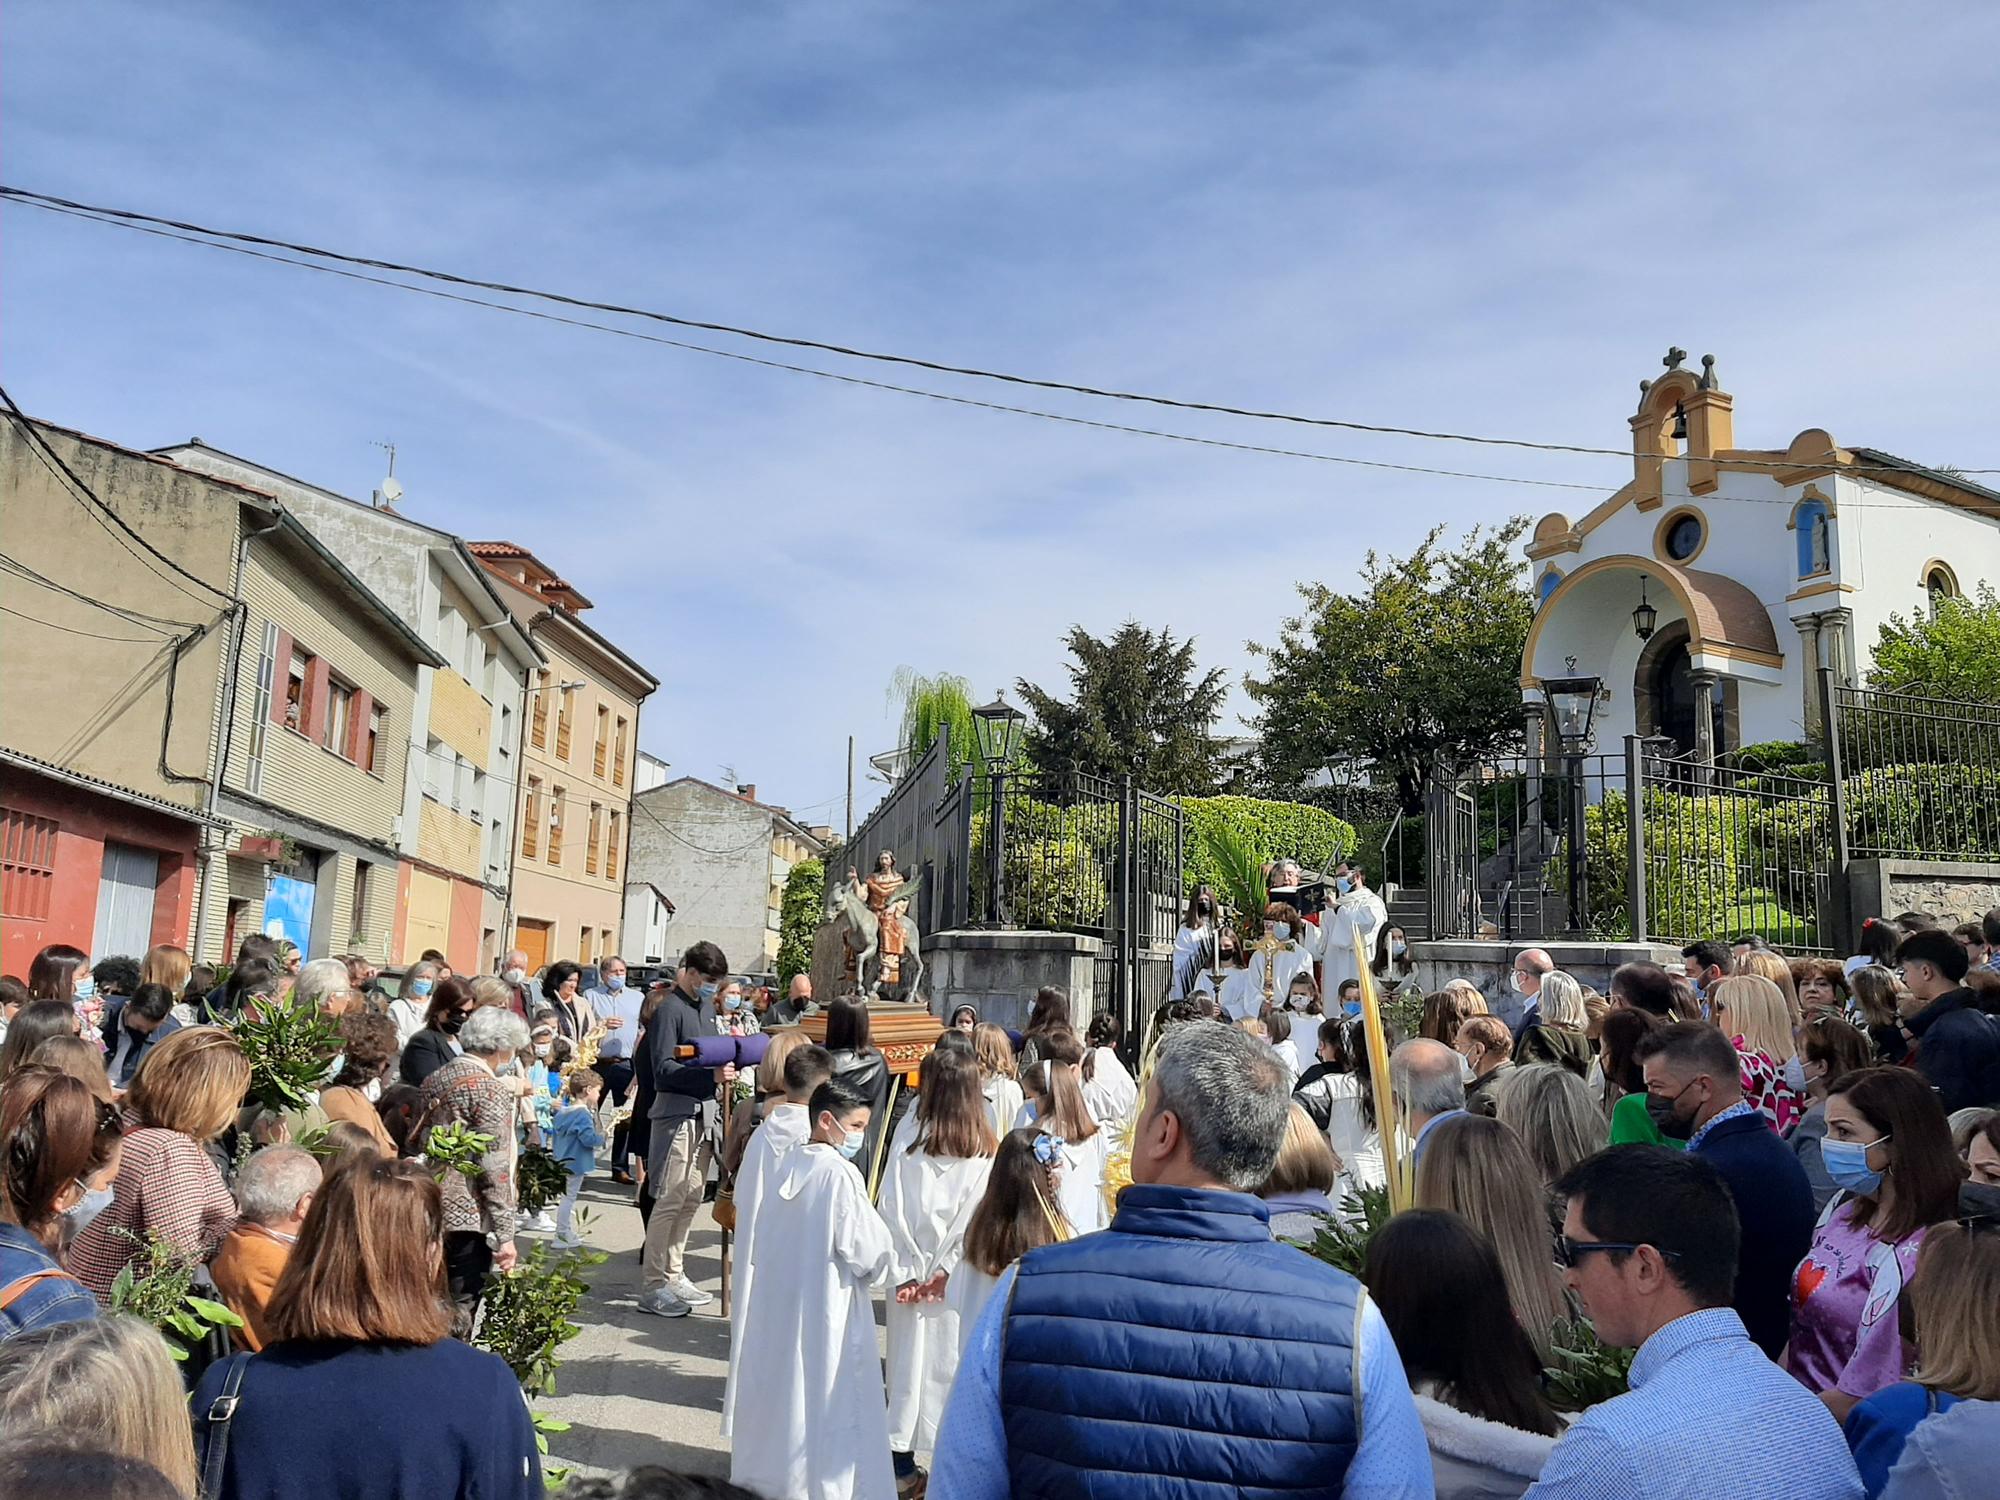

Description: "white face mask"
503 967 526 986
1510 971 1529 995
363 1077 383 1103
1271 923 1292 943
1456 1051 1477 1084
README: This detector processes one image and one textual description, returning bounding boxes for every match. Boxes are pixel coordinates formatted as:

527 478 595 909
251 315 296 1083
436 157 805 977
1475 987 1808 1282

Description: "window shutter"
303 656 332 743
347 689 374 763
270 630 293 726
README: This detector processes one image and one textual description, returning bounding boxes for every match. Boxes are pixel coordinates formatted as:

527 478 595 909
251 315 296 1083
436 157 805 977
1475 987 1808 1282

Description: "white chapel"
1521 350 2000 762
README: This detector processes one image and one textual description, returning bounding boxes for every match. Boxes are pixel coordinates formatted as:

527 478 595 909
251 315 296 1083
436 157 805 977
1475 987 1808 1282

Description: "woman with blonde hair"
139 943 191 1010
1258 1103 1344 1241
1711 975 1804 1132
1495 1062 1608 1191
1418 981 1488 1048
1414 1114 1567 1360
0 1315 199 1496
972 1022 1023 1140
1737 947 1801 1016
1514 970 1590 1078
71 1028 249 1300
192 1156 538 1499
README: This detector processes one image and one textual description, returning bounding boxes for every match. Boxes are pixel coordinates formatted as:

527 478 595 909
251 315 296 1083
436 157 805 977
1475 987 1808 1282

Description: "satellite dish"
377 475 404 506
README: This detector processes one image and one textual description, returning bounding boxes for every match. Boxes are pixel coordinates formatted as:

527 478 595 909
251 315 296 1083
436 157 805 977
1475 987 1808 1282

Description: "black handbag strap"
201 1353 250 1499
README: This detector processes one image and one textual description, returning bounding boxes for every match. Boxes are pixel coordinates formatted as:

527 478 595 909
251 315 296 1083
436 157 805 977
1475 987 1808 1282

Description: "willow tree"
888 668 979 780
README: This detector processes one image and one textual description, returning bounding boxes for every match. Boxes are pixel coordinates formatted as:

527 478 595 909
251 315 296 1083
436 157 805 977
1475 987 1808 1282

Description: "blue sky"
8 2 1998 828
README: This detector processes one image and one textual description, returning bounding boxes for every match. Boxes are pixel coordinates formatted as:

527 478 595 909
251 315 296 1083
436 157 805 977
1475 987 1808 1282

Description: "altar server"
721 1042 834 1438
880 1048 998 1490
730 1076 896 1500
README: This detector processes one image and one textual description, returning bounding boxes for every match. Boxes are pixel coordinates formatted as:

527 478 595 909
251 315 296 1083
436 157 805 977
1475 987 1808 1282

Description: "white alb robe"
981 1076 1024 1141
1169 922 1212 998
1081 1048 1137 1127
1054 1129 1110 1234
720 1100 810 1439
946 1261 1001 1359
729 1143 897 1500
1321 889 1387 997
1217 967 1259 1021
879 1142 994 1453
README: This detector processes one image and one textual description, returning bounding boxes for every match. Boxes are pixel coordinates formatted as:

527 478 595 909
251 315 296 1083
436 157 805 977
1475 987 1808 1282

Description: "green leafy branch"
107 1230 244 1361
516 1144 570 1215
228 1000 343 1113
424 1122 495 1180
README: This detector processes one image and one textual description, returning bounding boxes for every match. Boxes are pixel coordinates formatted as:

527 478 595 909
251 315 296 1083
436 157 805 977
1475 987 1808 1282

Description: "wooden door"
516 918 551 976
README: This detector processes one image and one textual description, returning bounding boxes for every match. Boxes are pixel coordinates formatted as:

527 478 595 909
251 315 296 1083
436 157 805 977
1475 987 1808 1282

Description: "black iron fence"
1828 675 2000 861
1427 740 1837 954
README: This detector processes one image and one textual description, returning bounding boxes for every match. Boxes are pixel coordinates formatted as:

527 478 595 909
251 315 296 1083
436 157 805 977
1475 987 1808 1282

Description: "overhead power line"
7 185 1992 482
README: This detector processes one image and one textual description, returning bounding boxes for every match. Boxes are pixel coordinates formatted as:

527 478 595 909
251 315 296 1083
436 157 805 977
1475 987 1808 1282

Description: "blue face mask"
410 978 434 998
66 1184 114 1233
723 994 743 1012
1343 1000 1362 1017
697 981 719 1002
74 977 97 1001
1336 877 1353 895
605 975 625 992
1822 1136 1888 1195
838 1129 866 1160
1271 923 1292 943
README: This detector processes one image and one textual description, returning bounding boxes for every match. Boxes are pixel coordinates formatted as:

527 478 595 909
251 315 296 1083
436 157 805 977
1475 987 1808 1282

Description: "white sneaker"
553 1233 584 1250
532 1210 557 1233
665 1274 713 1307
638 1286 691 1318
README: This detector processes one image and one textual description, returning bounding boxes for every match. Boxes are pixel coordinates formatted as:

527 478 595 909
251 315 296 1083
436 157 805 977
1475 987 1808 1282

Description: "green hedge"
1178 796 1357 896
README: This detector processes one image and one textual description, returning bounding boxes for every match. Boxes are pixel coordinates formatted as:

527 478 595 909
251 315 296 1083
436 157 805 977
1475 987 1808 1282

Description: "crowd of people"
0 890 1997 1499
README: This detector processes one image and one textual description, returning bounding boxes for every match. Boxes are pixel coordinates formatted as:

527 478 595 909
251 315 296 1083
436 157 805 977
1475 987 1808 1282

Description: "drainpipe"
191 508 282 961
499 607 556 958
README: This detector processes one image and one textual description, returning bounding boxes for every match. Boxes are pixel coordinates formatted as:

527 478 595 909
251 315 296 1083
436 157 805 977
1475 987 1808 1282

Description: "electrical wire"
0 379 239 606
0 600 170 643
0 552 204 632
9 185 1992 481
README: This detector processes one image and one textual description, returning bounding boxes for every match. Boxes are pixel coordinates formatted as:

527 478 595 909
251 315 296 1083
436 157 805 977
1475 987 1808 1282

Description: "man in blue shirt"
1524 1146 1861 1499
930 1021 1434 1500
1636 1022 1814 1359
583 955 645 1182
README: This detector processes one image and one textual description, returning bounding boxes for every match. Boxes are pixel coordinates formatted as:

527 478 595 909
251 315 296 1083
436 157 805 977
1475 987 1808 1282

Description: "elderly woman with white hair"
418 1004 530 1331
1512 969 1592 1078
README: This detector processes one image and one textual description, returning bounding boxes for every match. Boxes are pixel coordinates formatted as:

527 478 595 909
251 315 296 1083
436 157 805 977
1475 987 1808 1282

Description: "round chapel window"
1664 513 1704 562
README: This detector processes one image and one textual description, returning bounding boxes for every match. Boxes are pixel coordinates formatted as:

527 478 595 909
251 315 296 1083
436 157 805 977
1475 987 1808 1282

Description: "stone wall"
1407 938 1686 1029
1847 860 2000 930
925 928 1102 1032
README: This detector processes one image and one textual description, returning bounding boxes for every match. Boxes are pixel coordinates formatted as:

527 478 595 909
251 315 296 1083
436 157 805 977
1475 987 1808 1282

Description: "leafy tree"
1016 622 1229 793
888 668 979 781
776 857 826 985
1246 519 1534 813
1868 584 2000 701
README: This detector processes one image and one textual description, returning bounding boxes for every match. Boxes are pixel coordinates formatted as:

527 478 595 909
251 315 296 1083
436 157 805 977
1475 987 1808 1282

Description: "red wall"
0 768 200 974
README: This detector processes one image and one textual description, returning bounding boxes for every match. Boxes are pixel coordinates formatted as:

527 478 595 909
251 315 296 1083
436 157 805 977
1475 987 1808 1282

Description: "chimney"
736 784 757 803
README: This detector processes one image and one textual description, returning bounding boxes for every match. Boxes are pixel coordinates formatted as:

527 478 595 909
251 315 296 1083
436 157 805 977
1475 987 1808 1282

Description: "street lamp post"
970 693 1027 926
1541 666 1602 935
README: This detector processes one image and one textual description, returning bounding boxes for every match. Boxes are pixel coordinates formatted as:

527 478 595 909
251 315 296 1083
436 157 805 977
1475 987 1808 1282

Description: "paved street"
534 1176 734 1480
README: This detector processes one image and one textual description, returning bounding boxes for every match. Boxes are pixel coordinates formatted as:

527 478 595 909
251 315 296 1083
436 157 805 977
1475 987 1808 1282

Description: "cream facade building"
195 506 443 964
1523 352 2000 761
161 444 543 974
471 543 656 974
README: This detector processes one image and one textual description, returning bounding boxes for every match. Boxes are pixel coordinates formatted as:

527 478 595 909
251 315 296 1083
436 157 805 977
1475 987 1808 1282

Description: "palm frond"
1201 818 1268 932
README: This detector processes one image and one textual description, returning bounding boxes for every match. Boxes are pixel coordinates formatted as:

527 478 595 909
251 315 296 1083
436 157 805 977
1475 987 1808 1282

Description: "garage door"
93 842 160 959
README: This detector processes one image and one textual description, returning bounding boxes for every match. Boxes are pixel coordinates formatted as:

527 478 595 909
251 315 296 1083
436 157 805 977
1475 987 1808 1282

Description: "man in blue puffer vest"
931 1020 1434 1499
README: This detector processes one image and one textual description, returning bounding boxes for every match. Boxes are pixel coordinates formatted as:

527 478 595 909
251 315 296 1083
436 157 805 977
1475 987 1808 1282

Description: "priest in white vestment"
1321 863 1388 1000
879 1053 997 1470
729 1077 897 1500
721 1042 835 1439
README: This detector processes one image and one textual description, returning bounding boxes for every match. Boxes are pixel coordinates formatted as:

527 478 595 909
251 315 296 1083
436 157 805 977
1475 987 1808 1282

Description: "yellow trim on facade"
1785 580 1855 604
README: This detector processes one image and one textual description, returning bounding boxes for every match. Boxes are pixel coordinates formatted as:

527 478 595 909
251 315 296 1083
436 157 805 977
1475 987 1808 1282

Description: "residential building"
194 495 443 965
624 777 827 977
159 443 543 974
1523 352 2000 761
0 418 250 967
621 881 676 966
470 542 657 973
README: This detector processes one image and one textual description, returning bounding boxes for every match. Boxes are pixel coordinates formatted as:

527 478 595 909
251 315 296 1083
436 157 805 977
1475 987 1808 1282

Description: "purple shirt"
1785 1199 1925 1400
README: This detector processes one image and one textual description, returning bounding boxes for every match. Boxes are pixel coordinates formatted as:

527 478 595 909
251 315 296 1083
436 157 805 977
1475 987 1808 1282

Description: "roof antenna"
371 440 402 509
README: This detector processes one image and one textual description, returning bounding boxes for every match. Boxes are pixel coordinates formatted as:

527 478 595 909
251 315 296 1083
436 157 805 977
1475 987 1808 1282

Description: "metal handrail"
1379 805 1406 893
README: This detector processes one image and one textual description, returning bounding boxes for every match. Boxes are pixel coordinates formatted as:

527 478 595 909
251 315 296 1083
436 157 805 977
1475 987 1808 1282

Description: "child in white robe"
720 1040 834 1440
880 1048 997 1489
729 1076 895 1500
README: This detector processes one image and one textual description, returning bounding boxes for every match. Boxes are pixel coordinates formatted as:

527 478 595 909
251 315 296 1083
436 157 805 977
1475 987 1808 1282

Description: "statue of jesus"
849 851 909 984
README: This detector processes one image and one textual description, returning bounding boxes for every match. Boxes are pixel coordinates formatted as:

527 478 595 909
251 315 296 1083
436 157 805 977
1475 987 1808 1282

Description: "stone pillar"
1689 668 1720 780
1522 702 1546 820
1820 608 1856 686
1795 615 1824 737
